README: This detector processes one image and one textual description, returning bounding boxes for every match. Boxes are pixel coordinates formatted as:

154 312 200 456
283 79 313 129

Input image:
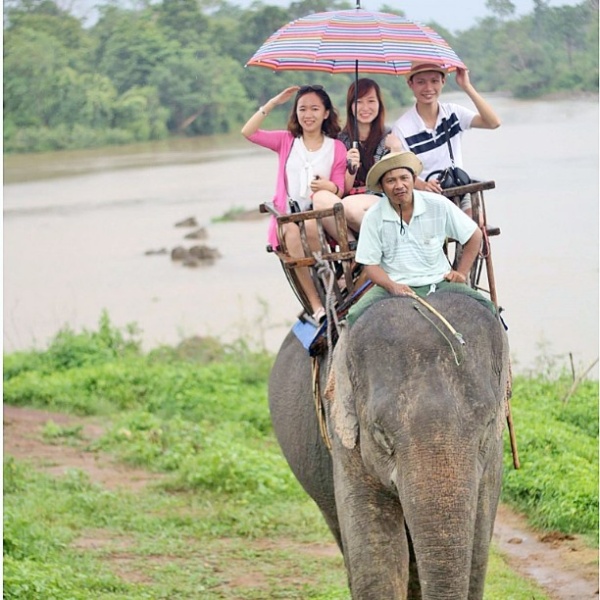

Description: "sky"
69 0 585 31
232 0 584 33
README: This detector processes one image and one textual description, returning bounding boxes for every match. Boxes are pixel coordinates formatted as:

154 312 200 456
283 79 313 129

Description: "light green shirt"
356 190 477 287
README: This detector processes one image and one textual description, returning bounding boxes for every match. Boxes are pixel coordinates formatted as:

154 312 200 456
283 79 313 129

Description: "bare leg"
313 190 379 239
312 190 352 240
281 222 324 315
459 194 474 219
341 193 379 232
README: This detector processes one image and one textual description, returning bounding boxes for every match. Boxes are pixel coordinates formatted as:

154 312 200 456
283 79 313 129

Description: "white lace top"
285 137 335 212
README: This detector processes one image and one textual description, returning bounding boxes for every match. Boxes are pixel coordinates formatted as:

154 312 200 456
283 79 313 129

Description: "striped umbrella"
246 6 466 155
246 9 466 77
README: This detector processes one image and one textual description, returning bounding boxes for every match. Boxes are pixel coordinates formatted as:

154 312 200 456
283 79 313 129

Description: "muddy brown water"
3 94 599 376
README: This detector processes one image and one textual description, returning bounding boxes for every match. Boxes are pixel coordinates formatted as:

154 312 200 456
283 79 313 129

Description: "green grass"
4 313 597 598
502 375 598 537
4 456 551 599
484 548 550 599
4 457 348 599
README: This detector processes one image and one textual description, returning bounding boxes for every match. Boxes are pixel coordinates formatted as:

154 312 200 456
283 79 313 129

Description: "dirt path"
4 405 598 599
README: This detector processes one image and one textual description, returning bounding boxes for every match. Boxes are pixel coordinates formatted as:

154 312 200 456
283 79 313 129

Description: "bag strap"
441 118 457 168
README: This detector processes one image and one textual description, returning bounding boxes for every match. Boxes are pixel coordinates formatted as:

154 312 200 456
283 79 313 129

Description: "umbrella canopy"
246 9 466 76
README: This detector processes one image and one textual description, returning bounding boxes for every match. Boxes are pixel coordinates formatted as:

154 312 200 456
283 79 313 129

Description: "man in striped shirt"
347 151 494 325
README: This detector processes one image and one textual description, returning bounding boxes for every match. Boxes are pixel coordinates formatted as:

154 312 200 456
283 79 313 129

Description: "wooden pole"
562 357 599 404
506 398 520 469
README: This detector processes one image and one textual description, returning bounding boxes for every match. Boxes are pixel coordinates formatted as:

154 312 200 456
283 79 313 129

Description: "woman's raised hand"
242 87 299 138
271 86 301 106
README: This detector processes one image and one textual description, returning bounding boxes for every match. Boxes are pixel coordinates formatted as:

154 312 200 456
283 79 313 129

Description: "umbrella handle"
347 141 358 175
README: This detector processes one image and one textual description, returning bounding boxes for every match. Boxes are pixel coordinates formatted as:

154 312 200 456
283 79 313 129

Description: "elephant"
268 291 510 599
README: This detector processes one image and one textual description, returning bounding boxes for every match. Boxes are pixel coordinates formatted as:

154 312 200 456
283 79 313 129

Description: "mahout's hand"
389 282 416 296
444 270 468 284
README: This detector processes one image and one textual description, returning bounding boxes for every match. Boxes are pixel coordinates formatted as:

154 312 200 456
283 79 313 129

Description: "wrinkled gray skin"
269 292 510 599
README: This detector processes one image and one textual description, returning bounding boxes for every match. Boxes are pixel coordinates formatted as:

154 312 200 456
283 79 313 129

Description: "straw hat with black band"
366 151 423 193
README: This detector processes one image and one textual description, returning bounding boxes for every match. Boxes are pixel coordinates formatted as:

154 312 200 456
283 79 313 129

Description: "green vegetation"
503 376 598 540
3 0 597 153
3 315 597 597
211 205 249 223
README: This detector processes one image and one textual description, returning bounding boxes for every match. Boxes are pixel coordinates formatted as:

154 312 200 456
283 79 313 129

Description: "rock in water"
184 228 208 240
189 245 221 260
171 246 189 261
175 217 198 227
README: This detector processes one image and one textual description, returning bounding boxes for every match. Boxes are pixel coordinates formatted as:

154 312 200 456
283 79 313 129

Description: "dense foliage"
3 0 597 153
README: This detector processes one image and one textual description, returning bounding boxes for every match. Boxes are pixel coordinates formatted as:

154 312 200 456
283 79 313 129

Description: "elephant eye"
372 423 394 456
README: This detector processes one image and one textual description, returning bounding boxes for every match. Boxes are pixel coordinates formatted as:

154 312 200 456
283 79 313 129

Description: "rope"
313 252 341 372
311 356 332 452
309 253 344 454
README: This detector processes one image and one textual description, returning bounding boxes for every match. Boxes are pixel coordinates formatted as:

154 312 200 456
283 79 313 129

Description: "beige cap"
406 61 448 80
366 152 423 192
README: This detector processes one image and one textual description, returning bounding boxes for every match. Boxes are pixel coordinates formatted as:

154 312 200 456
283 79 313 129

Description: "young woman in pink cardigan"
242 85 347 323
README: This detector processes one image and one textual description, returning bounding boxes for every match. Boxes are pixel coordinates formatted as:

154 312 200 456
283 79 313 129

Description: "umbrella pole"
347 59 359 176
354 59 359 143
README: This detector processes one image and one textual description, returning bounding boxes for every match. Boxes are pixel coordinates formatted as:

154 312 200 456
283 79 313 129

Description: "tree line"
3 0 598 153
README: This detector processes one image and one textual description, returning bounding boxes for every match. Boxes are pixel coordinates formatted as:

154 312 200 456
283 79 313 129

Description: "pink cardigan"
248 129 347 248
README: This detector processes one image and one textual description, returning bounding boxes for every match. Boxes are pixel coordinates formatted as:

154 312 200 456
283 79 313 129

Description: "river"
3 94 598 376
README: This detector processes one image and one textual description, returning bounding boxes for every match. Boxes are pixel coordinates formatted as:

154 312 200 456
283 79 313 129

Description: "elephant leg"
407 533 422 599
332 447 410 599
269 333 342 551
469 445 503 599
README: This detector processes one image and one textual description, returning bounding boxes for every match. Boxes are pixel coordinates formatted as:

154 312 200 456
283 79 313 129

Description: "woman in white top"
242 85 347 322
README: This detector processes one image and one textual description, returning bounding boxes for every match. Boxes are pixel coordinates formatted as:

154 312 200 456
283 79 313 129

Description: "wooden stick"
568 352 576 381
562 357 599 404
506 397 520 469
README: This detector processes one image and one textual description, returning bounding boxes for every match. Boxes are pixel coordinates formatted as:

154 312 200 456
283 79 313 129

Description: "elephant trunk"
394 438 480 599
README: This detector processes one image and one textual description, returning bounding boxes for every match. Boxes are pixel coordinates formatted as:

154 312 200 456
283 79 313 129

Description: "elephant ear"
324 325 358 449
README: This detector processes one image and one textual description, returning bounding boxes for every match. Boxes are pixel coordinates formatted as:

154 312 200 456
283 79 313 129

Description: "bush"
4 311 141 378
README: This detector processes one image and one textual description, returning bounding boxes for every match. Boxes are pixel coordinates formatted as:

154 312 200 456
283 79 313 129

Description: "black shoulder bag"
425 118 473 189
